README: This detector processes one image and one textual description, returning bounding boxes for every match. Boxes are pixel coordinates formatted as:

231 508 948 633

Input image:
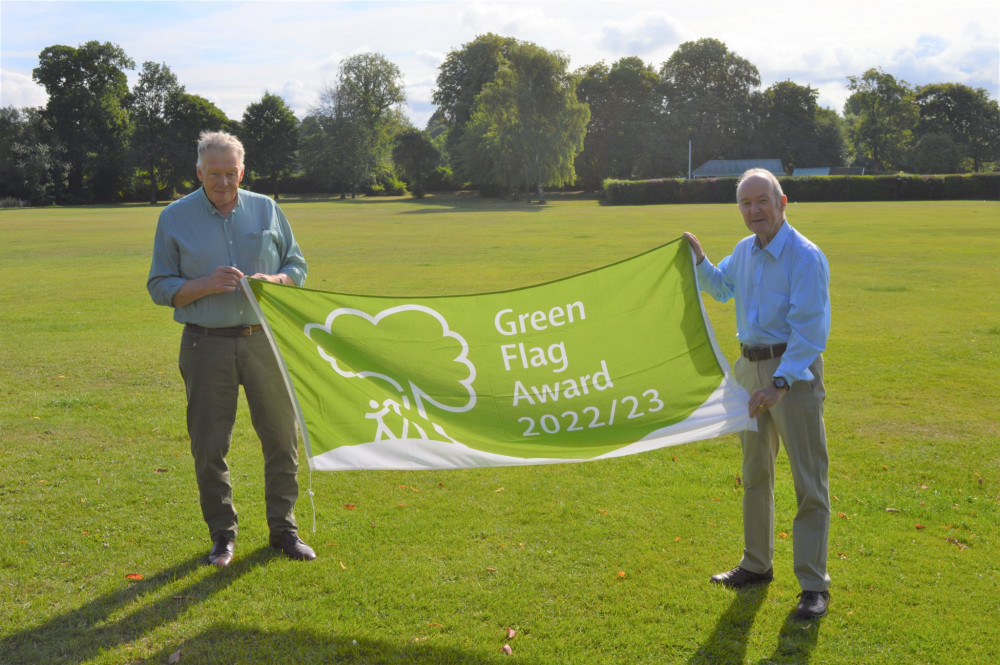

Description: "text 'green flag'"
243 237 751 470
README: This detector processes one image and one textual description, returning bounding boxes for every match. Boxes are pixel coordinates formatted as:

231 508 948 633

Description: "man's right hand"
171 265 245 307
683 232 705 265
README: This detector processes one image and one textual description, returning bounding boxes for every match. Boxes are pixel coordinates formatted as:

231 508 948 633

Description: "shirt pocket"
243 222 281 274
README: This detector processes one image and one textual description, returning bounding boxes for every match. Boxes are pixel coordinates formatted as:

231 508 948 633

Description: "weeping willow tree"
456 40 589 202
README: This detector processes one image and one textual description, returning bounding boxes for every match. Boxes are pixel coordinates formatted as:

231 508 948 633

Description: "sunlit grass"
0 195 998 664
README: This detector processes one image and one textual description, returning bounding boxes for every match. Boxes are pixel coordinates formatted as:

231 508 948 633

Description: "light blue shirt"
147 187 307 327
695 221 830 384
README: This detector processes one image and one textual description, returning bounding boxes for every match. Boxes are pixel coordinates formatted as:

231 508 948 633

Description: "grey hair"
196 131 245 168
736 168 784 202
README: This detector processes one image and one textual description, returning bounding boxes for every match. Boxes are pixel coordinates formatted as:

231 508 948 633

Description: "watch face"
774 377 789 390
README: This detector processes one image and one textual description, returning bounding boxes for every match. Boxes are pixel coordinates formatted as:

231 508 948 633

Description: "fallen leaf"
495 487 505 492
126 573 143 580
915 523 926 530
778 532 788 539
409 486 422 492
340 561 347 570
168 649 182 664
617 570 626 579
506 626 516 639
838 553 848 560
920 484 929 490
487 567 497 573
734 475 742 487
945 538 968 550
838 512 848 519
599 509 608 514
154 468 169 474
885 507 901 513
429 622 444 628
501 644 513 655
344 503 356 510
674 537 682 542
712 497 721 501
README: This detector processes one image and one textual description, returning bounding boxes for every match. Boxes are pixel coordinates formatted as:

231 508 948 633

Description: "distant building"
692 159 784 178
793 166 866 177
792 167 830 177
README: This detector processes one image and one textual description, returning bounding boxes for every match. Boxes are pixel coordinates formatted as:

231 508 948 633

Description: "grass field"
1 194 998 664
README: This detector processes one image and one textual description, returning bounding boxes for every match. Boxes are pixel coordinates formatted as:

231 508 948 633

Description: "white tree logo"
304 305 476 442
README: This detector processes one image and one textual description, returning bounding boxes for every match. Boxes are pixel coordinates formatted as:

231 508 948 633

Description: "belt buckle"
240 325 253 336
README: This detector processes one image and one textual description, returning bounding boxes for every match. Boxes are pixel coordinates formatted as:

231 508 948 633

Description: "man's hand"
748 384 787 419
683 232 705 265
171 265 244 308
249 272 289 285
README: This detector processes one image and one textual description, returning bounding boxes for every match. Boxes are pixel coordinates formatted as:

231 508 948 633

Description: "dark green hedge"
602 174 1000 205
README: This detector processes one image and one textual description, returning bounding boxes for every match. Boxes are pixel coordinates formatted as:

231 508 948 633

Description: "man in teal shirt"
685 168 831 619
148 131 315 565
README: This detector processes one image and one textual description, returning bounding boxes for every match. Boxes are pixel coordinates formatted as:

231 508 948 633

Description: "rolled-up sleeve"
147 214 185 307
274 206 307 287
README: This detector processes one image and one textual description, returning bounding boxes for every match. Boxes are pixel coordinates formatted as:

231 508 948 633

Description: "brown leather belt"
741 343 787 361
185 323 263 337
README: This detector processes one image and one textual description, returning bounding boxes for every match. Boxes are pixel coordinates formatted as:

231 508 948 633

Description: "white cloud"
598 11 688 56
0 69 47 109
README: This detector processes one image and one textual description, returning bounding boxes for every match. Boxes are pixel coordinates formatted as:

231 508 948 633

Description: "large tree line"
2 36 998 205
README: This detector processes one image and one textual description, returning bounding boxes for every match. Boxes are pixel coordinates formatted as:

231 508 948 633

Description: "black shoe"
710 565 774 588
796 590 829 619
270 532 317 561
208 537 235 566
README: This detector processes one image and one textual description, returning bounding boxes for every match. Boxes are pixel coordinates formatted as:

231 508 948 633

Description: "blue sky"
2 0 997 129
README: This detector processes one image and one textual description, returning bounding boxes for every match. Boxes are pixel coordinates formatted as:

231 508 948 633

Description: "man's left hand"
748 384 787 418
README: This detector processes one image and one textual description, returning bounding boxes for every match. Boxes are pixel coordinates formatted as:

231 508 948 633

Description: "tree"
659 39 760 169
32 41 135 202
392 129 441 198
240 92 299 198
915 83 1000 172
753 80 847 171
0 106 67 204
162 92 233 193
575 57 661 188
433 33 519 159
456 40 590 201
129 61 183 203
844 68 917 172
314 53 407 198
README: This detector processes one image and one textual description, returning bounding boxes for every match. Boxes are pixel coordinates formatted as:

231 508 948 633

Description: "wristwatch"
772 377 790 391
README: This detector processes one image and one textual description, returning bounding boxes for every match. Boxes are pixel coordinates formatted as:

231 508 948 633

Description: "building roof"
692 159 784 178
792 167 830 177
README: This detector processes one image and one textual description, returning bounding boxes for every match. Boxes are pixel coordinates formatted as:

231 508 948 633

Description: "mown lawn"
0 194 997 664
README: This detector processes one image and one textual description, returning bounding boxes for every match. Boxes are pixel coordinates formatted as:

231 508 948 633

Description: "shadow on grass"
687 585 769 665
144 624 529 665
0 547 274 665
754 610 822 665
1 546 527 665
686 585 822 665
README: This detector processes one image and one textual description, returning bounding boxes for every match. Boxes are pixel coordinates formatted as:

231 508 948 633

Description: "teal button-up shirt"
147 187 307 327
695 221 830 384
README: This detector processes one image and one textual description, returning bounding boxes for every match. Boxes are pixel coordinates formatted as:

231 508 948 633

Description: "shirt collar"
753 220 791 259
197 187 242 218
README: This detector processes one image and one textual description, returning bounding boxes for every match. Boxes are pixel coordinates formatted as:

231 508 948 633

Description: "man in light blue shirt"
684 168 831 619
148 131 315 565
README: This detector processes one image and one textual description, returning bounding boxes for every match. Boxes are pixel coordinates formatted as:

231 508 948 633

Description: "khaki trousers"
735 354 831 592
179 327 299 541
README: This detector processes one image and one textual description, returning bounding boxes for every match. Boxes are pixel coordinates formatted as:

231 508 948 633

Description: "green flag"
243 237 751 470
